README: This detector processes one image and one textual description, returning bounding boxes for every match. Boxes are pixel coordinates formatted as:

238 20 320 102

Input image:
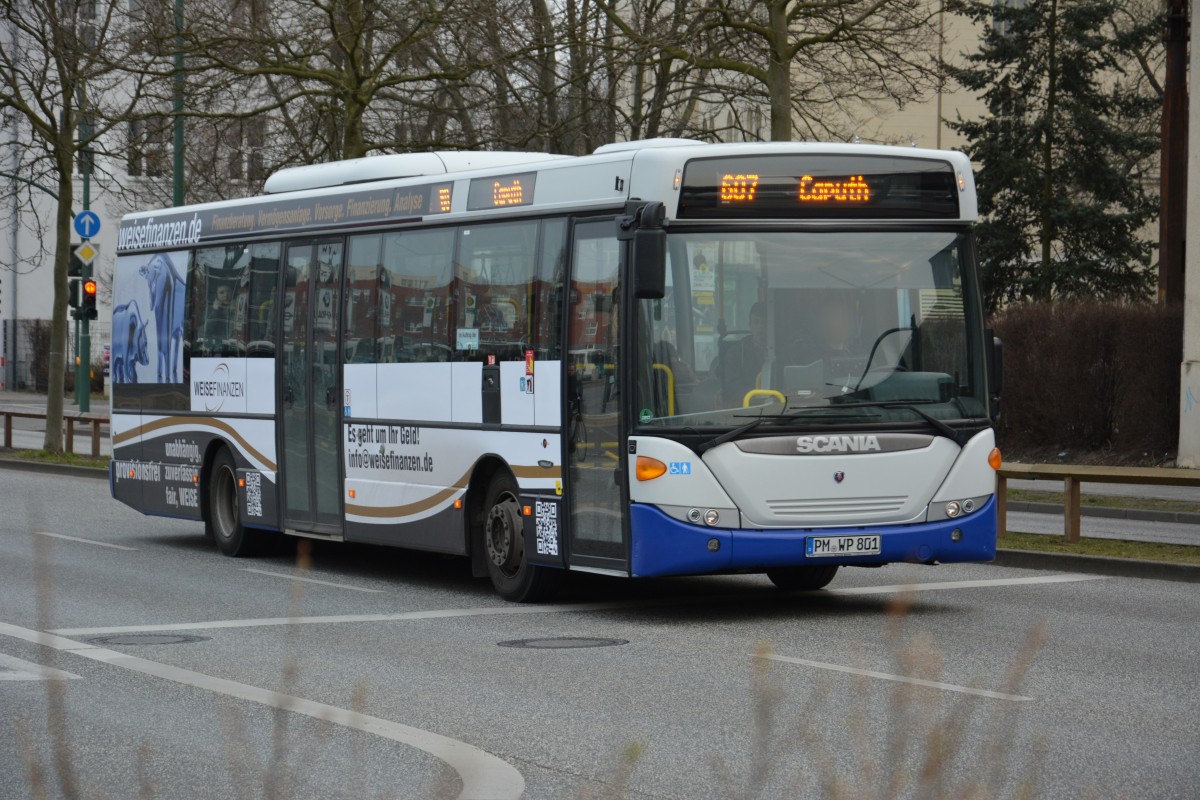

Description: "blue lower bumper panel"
630 495 997 578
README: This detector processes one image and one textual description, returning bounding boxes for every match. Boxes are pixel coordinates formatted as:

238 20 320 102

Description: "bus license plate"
806 535 881 557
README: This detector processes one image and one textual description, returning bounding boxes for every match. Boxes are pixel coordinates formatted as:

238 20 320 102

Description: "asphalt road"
2 468 1199 800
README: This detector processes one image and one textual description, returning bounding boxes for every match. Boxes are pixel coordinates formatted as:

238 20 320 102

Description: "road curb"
0 457 108 481
995 549 1200 583
1008 501 1200 526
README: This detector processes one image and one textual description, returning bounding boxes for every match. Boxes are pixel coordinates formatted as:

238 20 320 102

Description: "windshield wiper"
696 406 886 453
826 399 970 445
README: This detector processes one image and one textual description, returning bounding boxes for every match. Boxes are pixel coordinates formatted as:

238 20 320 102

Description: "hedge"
989 302 1183 457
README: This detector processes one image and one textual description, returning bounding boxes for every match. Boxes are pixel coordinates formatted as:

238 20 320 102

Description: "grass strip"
1006 489 1200 515
1000 530 1200 565
7 449 110 469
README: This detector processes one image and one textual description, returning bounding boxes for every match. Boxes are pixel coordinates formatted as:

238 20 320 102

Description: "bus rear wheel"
207 448 265 557
482 474 562 603
766 565 839 592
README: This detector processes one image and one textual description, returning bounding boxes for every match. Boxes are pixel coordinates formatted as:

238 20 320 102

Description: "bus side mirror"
632 202 666 300
986 331 1003 419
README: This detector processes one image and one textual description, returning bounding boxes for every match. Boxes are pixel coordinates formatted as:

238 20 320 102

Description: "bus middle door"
279 239 345 536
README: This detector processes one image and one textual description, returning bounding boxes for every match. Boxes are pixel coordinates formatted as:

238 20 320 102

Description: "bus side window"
345 234 382 363
383 227 455 363
247 242 280 356
455 220 538 362
536 218 567 360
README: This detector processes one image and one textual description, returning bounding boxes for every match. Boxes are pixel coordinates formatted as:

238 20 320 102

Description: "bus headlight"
928 494 990 522
704 509 720 526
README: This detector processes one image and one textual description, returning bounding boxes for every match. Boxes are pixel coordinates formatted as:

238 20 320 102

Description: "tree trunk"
532 0 560 152
767 0 792 141
1037 0 1058 302
44 142 74 453
342 95 367 159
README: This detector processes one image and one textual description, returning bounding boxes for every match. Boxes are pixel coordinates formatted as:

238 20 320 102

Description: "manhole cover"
497 637 628 649
89 634 209 646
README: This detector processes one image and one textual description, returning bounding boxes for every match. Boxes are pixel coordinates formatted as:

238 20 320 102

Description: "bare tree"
0 0 165 450
596 0 941 142
177 0 480 162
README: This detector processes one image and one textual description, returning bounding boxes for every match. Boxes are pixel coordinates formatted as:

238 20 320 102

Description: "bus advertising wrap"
112 250 189 385
117 182 454 254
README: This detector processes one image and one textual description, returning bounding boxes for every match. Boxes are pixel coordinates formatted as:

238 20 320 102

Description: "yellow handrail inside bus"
743 389 785 408
652 363 675 416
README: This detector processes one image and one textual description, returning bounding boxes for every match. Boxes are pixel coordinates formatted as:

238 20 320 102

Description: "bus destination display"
467 172 538 211
679 154 959 219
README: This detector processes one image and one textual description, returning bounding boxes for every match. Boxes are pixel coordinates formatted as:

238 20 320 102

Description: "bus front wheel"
482 474 562 603
207 448 265 557
766 565 839 592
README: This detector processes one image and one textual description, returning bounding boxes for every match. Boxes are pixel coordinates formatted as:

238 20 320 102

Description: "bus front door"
565 220 629 574
279 240 345 535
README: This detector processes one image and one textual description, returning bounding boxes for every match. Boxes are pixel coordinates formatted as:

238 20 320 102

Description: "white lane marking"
760 653 1033 702
49 573 1104 637
0 652 81 681
50 602 634 636
828 573 1105 596
34 531 137 551
241 568 384 593
0 621 523 800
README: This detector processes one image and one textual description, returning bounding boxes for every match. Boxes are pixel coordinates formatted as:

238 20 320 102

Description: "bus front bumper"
629 495 997 578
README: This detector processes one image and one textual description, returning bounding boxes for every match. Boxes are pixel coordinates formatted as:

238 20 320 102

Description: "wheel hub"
486 497 523 573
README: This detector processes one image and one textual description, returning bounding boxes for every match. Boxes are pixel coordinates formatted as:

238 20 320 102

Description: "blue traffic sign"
73 210 101 239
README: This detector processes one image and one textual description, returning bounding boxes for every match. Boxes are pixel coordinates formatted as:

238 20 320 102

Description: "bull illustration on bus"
138 252 187 383
111 300 149 384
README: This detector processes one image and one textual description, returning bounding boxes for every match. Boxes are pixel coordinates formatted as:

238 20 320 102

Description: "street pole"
1180 0 1200 467
173 0 185 207
76 86 91 413
79 168 91 413
1160 0 1188 306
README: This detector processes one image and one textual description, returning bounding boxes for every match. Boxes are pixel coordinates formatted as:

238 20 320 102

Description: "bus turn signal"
636 456 667 481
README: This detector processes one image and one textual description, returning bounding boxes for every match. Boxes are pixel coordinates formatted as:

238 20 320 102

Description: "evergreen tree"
948 0 1160 312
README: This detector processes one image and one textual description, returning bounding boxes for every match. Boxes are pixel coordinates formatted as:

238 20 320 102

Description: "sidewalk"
0 389 111 456
1005 477 1200 503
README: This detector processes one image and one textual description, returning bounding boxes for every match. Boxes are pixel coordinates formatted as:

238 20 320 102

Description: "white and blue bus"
110 139 1003 601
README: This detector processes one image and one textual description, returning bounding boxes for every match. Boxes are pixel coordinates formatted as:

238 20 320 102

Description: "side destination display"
117 181 454 253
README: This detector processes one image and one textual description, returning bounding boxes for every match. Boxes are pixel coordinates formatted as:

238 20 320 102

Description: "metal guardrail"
997 463 1200 543
0 405 107 457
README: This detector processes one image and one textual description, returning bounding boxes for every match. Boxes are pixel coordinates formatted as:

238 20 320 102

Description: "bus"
109 139 1003 602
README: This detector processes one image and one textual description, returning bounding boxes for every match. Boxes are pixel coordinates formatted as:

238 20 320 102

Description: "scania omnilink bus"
110 139 1003 601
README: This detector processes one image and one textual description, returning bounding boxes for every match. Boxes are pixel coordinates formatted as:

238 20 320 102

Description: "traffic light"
69 244 84 278
81 278 98 320
68 277 81 308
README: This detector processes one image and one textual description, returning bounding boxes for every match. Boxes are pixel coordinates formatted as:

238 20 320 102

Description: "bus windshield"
634 229 988 430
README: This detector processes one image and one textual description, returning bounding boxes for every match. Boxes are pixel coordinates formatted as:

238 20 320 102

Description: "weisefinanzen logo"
192 362 245 413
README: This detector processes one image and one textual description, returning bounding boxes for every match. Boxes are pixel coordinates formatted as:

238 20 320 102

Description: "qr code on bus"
245 471 263 518
535 499 559 556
